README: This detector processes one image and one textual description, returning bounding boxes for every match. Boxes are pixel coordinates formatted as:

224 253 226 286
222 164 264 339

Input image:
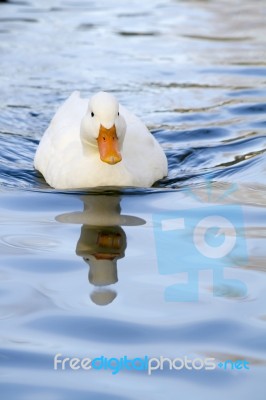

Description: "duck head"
80 92 126 165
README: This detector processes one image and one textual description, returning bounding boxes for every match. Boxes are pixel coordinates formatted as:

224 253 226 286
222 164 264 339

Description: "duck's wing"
34 91 88 171
45 91 87 144
119 104 168 185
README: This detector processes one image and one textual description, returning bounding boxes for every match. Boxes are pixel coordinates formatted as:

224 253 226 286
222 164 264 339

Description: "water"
0 0 266 399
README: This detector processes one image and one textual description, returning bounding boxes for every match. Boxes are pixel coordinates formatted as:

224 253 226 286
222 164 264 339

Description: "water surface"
0 0 266 399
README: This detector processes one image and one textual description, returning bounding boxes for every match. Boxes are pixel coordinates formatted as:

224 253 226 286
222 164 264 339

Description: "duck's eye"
91 112 94 117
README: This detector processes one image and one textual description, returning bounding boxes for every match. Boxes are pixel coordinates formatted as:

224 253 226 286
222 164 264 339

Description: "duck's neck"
81 138 99 157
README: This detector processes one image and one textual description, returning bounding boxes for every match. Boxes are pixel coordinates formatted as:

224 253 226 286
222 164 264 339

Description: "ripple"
161 127 230 143
182 34 251 42
117 31 159 36
0 282 53 318
0 0 266 396
0 382 128 400
118 12 151 18
1 234 60 251
202 67 266 77
227 88 266 98
0 17 38 23
27 316 266 352
228 103 266 115
77 23 96 31
4 257 83 273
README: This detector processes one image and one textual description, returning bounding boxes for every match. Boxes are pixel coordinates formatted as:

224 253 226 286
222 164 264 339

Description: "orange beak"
97 124 122 165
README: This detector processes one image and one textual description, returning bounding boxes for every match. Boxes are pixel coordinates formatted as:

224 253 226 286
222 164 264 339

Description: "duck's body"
34 91 167 189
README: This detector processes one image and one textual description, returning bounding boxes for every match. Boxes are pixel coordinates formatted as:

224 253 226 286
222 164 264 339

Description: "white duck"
34 91 167 189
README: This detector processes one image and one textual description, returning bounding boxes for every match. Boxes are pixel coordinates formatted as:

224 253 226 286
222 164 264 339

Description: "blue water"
0 0 266 399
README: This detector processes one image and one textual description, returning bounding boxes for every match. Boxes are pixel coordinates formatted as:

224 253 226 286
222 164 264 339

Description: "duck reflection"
77 225 126 305
56 195 145 306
